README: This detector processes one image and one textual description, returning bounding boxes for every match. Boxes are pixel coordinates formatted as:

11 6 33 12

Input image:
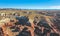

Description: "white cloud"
49 6 60 9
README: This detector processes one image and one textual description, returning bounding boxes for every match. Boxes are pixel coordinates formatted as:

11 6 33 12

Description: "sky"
0 0 60 9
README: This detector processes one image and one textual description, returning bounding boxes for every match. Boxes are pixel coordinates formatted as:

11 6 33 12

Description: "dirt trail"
29 19 34 36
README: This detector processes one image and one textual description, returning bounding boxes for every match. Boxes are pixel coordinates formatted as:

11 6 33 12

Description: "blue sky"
0 0 60 9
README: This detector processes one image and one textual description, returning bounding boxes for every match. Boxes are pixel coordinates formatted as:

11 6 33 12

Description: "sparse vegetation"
0 9 60 36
